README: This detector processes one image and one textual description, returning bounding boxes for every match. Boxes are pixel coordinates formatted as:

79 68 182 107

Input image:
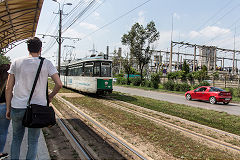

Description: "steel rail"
55 94 148 160
55 114 93 160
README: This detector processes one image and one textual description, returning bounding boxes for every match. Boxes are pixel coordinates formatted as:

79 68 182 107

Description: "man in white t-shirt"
5 37 62 160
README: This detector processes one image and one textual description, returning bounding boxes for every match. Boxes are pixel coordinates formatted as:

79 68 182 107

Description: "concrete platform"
3 122 50 160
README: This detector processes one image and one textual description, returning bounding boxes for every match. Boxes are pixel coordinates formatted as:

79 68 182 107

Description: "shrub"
151 73 160 89
236 89 240 98
116 77 127 85
174 83 181 91
212 71 219 80
226 88 234 97
186 72 194 84
163 80 175 91
132 77 142 86
142 79 152 87
167 72 177 80
180 83 191 92
193 81 210 89
200 81 210 86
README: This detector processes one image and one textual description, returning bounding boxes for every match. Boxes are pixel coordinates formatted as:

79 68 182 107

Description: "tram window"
77 63 83 76
74 67 78 76
60 69 66 76
69 67 75 76
84 62 93 76
94 62 100 77
101 62 111 77
60 67 65 75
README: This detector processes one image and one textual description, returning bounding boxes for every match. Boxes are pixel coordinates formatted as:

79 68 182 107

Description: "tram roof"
0 0 44 54
62 57 112 66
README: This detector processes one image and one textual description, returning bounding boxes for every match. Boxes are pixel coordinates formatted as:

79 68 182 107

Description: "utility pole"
53 0 74 75
39 1 80 75
169 14 174 73
106 46 109 59
193 45 196 71
214 47 217 71
233 25 236 74
58 9 62 75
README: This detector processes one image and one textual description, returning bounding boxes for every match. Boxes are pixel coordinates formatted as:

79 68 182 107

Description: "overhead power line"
62 0 97 33
67 0 106 31
81 0 152 40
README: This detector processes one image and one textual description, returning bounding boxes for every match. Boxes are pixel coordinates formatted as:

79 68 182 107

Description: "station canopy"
0 0 44 54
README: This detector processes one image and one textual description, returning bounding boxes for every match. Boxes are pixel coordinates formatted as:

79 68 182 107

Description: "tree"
0 54 11 65
181 60 189 82
122 53 134 85
182 60 189 74
121 21 159 83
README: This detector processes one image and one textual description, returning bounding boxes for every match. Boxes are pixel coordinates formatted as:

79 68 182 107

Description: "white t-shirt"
8 57 58 109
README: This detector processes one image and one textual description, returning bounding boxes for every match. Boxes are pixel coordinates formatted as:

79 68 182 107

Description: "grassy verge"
63 95 236 159
106 92 240 136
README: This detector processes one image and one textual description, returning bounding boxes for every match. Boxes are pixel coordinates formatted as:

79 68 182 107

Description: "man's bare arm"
48 73 62 102
5 74 15 119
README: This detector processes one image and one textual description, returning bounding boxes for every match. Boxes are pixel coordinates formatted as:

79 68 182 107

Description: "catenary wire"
81 0 152 40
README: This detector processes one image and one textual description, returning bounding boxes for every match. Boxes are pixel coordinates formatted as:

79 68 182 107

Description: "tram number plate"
225 98 230 100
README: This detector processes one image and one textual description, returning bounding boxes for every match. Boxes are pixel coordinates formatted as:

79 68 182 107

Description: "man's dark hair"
27 37 42 53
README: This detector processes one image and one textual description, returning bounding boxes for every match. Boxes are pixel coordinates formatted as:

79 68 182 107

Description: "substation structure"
150 41 240 77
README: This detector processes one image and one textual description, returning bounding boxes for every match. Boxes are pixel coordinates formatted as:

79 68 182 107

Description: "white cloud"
189 26 231 39
93 11 100 17
79 22 99 31
63 28 86 39
137 11 145 25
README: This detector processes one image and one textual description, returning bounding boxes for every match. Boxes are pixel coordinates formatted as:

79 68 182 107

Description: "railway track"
49 84 240 159
52 93 151 160
54 112 94 160
97 96 240 154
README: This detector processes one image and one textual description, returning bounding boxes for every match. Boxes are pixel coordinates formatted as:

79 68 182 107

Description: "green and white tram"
60 56 113 94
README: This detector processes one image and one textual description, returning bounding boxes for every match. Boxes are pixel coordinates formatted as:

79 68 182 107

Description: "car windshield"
195 87 207 92
209 87 225 92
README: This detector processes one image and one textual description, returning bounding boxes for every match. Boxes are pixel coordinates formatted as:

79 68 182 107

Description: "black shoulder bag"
22 57 56 128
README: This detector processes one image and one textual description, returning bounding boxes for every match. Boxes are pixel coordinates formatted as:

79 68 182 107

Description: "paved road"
113 86 240 116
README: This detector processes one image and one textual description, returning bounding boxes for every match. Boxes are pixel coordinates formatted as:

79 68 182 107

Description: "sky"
5 0 240 68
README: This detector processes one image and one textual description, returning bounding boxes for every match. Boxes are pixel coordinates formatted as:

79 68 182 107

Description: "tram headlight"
105 81 108 86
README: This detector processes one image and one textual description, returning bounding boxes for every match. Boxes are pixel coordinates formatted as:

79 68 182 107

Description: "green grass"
106 92 240 136
63 96 237 159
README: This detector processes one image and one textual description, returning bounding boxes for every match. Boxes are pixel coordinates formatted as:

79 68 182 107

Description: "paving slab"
3 122 50 160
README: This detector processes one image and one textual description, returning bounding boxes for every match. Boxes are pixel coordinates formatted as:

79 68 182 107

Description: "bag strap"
46 82 49 107
27 57 45 106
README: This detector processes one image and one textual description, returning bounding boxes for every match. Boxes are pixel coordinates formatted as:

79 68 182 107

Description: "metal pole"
169 15 173 73
106 46 109 59
58 9 62 75
222 57 224 69
233 50 235 74
214 47 217 71
193 45 196 71
169 41 173 72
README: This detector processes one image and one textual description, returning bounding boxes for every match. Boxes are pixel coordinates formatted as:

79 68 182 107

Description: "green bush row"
116 75 161 89
163 81 191 92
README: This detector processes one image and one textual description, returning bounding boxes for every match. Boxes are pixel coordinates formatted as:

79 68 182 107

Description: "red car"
185 86 232 105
